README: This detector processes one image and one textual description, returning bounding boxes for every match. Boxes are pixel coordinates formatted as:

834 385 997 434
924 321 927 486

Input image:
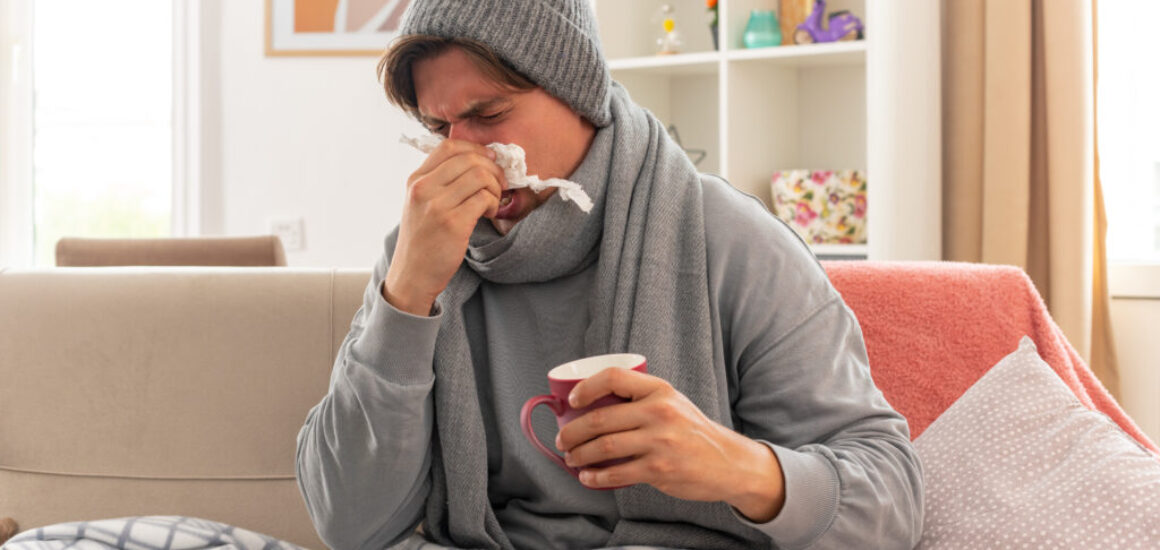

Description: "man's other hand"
556 367 788 523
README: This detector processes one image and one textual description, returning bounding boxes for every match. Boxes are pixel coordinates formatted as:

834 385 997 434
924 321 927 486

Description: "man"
296 1 923 548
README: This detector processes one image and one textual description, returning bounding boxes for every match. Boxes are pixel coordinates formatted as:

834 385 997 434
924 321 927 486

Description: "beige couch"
3 263 1151 549
0 267 371 549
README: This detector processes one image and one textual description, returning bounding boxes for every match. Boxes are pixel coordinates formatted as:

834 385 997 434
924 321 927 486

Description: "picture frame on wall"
265 0 412 56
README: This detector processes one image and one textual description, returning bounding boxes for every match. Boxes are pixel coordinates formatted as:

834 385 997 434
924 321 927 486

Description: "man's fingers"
433 165 504 209
562 423 650 468
568 368 666 409
461 188 501 220
576 458 654 490
411 139 497 183
556 400 644 452
416 152 505 194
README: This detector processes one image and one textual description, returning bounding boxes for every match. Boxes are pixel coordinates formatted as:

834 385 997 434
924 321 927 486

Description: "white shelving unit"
810 243 869 258
593 0 942 261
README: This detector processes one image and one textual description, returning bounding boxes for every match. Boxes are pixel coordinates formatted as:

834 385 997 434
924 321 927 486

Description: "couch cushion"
4 515 305 550
1 268 333 477
914 337 1160 548
0 267 372 548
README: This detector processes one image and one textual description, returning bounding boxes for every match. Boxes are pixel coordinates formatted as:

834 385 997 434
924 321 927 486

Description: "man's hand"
384 139 505 315
556 368 787 523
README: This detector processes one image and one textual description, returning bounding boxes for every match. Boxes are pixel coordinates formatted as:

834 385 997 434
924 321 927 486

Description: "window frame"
1096 0 1160 298
0 0 34 267
1109 263 1160 300
172 0 202 238
0 0 199 268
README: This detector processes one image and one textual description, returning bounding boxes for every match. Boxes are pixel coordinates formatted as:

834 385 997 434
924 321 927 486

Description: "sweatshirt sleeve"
702 178 924 549
295 230 443 550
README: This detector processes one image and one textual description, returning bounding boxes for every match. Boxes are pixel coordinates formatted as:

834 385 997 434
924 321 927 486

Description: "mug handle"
520 394 580 477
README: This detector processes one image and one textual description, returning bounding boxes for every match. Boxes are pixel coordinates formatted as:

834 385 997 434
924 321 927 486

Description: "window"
1 0 191 267
29 0 175 265
1097 0 1160 264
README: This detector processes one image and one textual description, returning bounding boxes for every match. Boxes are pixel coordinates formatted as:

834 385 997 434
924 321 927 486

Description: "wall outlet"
269 217 305 251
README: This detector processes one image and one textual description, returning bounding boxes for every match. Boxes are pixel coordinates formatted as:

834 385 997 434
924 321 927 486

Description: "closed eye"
477 110 508 123
419 104 509 136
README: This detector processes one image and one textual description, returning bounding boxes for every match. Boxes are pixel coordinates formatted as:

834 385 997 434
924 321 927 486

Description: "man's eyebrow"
419 97 512 127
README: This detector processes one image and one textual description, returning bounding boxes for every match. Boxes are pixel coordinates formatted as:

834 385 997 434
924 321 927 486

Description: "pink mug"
520 353 647 479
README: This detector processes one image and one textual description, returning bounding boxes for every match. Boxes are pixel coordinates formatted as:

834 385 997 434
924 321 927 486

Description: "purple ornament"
794 0 864 44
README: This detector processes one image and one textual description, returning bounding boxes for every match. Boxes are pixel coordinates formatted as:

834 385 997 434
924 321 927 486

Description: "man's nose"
447 123 485 144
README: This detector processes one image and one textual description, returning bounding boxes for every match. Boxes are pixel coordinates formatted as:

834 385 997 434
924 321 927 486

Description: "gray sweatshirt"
296 176 923 550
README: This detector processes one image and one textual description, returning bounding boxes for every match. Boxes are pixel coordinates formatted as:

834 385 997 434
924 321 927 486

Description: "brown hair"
377 35 537 120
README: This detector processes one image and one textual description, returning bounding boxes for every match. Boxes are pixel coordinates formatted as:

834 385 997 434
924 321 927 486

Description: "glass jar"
742 9 782 49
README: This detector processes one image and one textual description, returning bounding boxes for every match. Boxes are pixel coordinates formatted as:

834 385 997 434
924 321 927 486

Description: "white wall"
202 0 424 267
1109 264 1160 444
1112 298 1160 444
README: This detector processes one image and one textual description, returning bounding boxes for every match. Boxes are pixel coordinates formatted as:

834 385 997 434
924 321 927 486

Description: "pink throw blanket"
822 260 1157 453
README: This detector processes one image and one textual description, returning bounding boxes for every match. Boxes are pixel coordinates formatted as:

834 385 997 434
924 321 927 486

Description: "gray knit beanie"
399 0 613 128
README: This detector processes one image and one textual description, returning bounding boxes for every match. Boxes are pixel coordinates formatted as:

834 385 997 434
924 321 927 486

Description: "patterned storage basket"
770 169 867 244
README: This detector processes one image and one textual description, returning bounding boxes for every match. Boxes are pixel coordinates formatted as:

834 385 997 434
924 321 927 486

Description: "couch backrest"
0 267 370 549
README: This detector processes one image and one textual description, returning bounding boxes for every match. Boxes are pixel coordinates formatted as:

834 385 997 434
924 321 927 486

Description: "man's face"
412 47 596 235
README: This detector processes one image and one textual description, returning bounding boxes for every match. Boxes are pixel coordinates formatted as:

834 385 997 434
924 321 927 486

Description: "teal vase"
742 10 782 49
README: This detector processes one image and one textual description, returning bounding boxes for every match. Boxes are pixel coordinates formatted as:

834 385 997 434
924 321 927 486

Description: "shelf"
595 0 944 262
810 243 869 258
725 40 867 67
607 41 867 74
608 51 720 75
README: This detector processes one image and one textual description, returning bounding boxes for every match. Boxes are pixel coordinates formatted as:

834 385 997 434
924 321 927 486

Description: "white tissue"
400 134 593 213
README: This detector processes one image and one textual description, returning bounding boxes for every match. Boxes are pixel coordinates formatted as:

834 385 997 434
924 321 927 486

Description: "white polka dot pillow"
914 336 1160 549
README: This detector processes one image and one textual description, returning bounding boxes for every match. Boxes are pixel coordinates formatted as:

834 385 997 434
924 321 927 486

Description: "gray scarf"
422 84 767 549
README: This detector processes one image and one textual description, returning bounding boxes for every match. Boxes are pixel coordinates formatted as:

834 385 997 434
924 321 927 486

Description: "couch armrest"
821 260 1156 453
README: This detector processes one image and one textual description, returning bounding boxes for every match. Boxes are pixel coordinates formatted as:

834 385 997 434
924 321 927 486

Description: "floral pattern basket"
770 169 867 244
